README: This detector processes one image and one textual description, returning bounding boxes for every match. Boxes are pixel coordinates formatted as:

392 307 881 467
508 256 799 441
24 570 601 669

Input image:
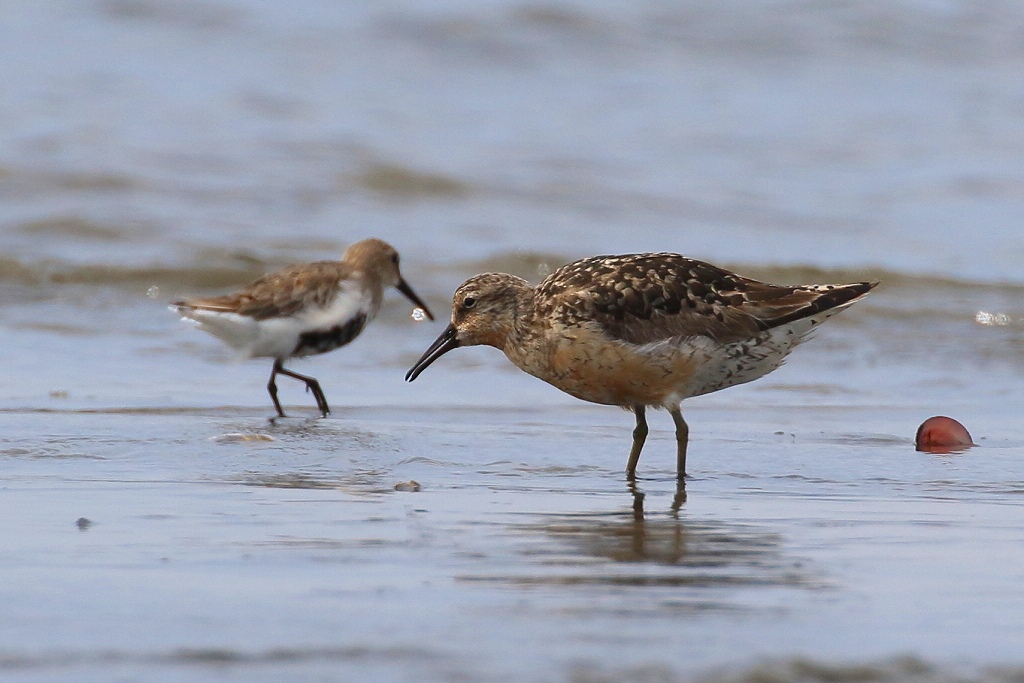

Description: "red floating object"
915 416 974 453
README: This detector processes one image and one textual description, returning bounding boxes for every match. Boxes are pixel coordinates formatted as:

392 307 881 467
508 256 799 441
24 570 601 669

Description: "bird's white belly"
674 316 827 400
183 282 375 360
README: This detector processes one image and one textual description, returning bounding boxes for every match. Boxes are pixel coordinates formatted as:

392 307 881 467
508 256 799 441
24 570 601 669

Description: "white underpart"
176 280 376 360
657 298 860 408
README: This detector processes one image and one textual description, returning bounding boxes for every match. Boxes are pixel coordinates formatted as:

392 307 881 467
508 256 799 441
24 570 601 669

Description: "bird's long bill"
396 278 435 321
405 323 459 382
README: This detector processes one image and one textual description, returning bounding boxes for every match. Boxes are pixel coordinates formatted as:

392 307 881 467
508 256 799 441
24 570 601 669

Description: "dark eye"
390 253 399 265
463 296 477 309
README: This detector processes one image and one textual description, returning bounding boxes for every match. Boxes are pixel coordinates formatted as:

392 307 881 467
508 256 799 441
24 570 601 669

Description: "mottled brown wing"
176 261 349 320
538 253 870 346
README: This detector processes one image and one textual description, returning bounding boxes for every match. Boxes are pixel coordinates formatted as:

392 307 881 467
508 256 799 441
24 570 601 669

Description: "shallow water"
3 1 1024 681
3 403 1024 682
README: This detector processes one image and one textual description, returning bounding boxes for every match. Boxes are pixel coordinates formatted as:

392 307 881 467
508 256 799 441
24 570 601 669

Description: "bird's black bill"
405 323 459 382
396 279 435 321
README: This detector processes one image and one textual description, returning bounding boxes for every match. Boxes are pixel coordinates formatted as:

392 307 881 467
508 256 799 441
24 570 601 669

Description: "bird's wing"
174 261 350 321
538 254 873 346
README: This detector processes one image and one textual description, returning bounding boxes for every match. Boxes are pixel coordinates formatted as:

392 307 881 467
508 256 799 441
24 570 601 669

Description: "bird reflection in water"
466 502 812 595
527 497 793 578
628 478 687 520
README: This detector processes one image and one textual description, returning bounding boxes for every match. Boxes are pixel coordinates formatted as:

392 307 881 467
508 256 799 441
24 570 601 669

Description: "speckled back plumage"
536 253 870 347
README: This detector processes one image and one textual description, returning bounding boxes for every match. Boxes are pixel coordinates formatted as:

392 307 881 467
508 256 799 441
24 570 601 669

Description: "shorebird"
406 252 874 482
173 238 433 417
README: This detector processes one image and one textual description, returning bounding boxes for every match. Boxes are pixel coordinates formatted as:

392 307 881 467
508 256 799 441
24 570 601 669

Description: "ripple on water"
570 655 1024 683
234 471 394 495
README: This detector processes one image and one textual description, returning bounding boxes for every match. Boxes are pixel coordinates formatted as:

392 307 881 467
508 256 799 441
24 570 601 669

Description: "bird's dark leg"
274 362 331 417
626 405 648 480
668 407 688 511
268 360 286 418
668 407 688 480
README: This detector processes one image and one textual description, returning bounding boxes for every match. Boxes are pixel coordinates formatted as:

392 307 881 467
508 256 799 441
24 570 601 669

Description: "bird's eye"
463 296 477 309
390 253 400 265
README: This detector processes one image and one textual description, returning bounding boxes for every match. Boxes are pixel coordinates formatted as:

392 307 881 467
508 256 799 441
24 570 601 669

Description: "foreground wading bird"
174 238 433 417
406 252 874 482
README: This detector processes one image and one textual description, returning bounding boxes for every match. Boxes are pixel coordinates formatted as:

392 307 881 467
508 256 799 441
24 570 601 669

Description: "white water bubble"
975 311 1012 326
411 308 428 322
146 285 160 299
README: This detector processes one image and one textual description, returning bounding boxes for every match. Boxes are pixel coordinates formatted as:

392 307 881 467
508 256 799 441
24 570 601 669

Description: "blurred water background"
2 1 1024 681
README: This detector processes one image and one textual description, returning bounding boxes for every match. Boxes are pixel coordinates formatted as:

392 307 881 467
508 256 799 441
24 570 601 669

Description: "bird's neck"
351 268 385 315
501 285 546 366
